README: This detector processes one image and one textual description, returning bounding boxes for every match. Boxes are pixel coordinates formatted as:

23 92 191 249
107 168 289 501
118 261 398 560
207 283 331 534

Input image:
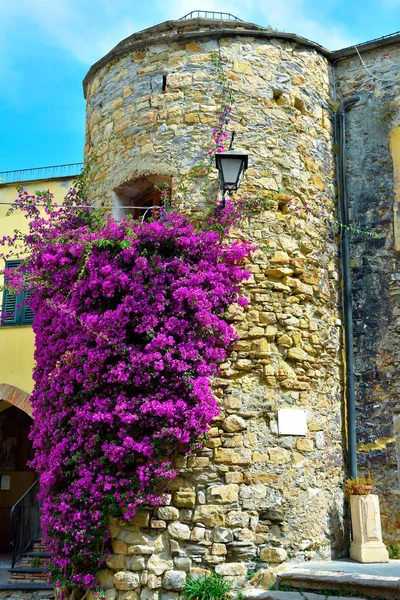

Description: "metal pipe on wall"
337 96 360 480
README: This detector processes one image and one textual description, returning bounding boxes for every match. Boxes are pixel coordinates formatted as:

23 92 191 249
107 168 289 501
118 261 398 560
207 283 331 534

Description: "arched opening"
113 174 171 221
0 385 35 565
0 401 35 554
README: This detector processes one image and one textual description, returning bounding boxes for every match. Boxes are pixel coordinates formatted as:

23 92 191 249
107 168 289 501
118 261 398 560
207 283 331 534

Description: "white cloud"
168 0 352 50
259 0 352 50
3 0 155 65
1 0 353 73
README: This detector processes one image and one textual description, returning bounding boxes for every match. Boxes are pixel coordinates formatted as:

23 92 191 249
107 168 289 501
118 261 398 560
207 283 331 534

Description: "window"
1 260 34 326
113 175 171 221
127 189 162 220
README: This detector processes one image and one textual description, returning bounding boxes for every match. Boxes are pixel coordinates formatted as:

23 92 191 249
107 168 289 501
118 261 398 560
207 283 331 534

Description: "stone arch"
113 174 172 220
0 383 32 417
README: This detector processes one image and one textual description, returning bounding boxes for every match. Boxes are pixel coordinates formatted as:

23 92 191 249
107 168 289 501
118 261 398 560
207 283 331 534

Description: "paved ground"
286 558 400 577
244 592 364 600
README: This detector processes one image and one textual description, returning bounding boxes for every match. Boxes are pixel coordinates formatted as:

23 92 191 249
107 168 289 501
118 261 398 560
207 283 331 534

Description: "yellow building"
0 163 82 552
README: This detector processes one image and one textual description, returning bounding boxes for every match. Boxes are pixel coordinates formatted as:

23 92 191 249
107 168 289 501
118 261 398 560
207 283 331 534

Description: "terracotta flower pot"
352 484 373 495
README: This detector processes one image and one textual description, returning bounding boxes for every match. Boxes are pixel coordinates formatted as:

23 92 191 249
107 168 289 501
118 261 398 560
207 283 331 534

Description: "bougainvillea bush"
1 188 250 595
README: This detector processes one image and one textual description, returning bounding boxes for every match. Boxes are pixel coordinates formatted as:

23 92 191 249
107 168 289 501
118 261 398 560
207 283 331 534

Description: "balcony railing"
0 162 84 185
179 11 243 21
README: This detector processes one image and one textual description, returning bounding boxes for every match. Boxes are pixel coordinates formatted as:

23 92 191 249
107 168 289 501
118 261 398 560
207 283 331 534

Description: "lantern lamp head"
215 150 249 196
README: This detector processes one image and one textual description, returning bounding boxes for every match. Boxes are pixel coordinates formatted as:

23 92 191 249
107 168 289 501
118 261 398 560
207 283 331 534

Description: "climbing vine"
1 189 251 597
0 49 263 598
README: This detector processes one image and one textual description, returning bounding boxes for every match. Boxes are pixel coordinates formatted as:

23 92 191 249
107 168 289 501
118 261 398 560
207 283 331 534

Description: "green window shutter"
22 290 34 325
1 259 34 326
1 288 18 325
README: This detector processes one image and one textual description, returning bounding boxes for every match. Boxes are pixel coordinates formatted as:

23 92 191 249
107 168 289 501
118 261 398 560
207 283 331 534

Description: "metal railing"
11 478 41 567
179 10 243 21
0 162 83 185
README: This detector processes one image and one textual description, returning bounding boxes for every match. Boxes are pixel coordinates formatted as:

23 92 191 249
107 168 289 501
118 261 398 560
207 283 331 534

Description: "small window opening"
162 75 168 93
114 175 171 221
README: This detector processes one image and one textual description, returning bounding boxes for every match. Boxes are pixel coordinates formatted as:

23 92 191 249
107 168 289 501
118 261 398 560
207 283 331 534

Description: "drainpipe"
337 96 360 480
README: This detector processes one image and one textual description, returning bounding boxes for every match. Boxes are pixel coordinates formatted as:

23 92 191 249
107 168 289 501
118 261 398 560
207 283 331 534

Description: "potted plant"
344 471 375 500
182 572 232 600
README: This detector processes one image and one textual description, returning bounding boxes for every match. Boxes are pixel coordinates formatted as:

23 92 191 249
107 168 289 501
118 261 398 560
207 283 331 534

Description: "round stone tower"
83 14 345 598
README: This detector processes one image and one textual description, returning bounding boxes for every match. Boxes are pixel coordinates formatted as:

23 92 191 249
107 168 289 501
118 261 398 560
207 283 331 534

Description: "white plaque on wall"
278 409 307 436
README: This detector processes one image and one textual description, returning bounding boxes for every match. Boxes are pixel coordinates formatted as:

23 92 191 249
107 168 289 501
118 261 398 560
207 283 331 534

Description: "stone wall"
84 22 346 599
335 44 400 543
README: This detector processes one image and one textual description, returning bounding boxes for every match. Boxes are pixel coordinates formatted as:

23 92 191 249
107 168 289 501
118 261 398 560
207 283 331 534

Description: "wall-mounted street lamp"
215 132 248 206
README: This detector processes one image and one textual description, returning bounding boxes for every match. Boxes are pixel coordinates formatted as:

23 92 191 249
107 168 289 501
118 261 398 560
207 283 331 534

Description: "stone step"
277 568 400 600
241 591 365 600
9 568 47 575
0 582 53 591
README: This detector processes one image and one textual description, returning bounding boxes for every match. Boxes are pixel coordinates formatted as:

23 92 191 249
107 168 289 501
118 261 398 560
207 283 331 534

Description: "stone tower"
83 14 345 598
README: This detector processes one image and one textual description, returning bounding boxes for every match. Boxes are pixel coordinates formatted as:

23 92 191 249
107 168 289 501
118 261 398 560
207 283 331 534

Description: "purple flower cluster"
1 189 250 591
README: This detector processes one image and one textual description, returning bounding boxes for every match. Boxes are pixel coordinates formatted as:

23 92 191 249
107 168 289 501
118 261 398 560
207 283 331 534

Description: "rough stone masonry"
81 16 400 600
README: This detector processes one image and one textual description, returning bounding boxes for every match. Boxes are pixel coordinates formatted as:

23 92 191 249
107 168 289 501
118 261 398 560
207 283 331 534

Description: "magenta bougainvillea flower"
1 188 250 591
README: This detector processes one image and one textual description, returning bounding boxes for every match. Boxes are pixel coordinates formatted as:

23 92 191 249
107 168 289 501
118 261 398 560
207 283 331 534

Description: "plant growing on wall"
1 186 251 598
0 49 278 599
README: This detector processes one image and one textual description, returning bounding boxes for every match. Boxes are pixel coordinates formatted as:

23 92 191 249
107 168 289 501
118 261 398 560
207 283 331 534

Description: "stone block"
271 251 289 264
163 570 186 590
212 543 227 555
128 545 155 555
215 562 247 576
120 593 139 600
158 506 179 521
226 510 250 528
225 471 244 484
147 573 162 589
112 539 128 554
167 73 193 89
128 556 146 570
232 60 254 75
167 522 191 540
185 42 203 52
174 490 196 508
113 571 140 591
96 569 114 590
140 589 158 600
214 448 252 465
191 526 206 541
296 439 314 452
193 505 225 526
268 448 291 464
222 415 247 432
160 593 179 600
213 527 233 543
131 511 150 527
138 110 158 126
151 520 167 529
277 334 293 348
174 556 192 571
260 547 288 563
106 553 125 570
287 348 307 361
208 484 239 504
147 554 174 575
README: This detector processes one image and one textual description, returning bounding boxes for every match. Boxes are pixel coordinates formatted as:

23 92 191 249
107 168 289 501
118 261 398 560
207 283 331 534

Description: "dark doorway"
0 403 35 552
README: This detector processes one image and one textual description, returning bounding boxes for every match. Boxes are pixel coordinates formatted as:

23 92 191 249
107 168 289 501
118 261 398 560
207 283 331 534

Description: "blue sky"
1 0 399 172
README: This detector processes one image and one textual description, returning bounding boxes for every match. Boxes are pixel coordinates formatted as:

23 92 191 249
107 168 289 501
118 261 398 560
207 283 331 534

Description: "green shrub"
388 542 400 559
182 572 232 600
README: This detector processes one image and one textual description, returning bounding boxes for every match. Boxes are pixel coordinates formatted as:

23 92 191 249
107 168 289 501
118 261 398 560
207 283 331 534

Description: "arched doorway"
0 385 34 554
